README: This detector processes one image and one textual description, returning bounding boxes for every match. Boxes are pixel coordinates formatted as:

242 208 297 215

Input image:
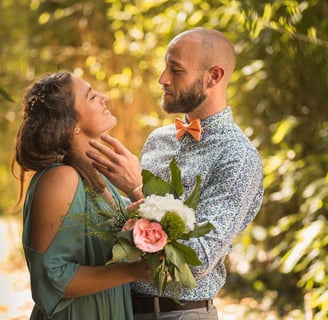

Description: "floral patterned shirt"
131 107 264 300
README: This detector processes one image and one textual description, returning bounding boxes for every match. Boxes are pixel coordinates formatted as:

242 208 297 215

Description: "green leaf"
165 243 186 269
141 169 154 186
171 241 201 266
116 230 133 244
180 222 214 240
108 239 142 263
280 221 324 273
169 158 183 197
164 244 196 290
272 116 299 144
141 158 185 198
142 171 175 197
165 244 197 290
108 243 128 262
173 262 197 290
144 252 161 275
184 175 201 210
262 3 272 22
0 84 14 102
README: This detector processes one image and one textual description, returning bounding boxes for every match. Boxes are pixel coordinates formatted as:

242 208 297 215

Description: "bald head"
169 27 236 82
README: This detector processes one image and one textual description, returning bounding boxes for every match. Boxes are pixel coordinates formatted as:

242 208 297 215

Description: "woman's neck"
71 134 100 165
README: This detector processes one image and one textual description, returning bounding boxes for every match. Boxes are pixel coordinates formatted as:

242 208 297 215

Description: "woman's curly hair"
12 71 105 205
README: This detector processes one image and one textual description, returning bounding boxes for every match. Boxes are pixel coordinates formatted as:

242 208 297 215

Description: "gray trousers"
133 304 218 320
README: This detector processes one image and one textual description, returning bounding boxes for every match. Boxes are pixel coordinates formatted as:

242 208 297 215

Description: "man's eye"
90 95 96 100
172 69 182 73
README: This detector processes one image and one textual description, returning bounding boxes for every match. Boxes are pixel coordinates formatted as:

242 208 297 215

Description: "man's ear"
207 65 224 87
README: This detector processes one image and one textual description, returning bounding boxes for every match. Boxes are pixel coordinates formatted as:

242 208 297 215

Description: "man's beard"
161 78 207 114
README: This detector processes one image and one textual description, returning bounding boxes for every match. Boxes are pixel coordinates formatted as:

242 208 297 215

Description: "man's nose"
158 69 171 85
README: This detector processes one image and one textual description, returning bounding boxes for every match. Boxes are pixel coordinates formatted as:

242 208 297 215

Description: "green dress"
22 164 133 319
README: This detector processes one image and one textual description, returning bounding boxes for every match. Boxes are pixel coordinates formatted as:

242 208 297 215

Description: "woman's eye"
90 95 96 100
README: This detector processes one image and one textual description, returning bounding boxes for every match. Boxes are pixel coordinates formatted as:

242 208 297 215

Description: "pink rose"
133 218 168 253
122 218 138 231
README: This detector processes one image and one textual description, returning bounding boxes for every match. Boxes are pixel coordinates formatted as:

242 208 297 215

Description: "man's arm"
188 147 263 278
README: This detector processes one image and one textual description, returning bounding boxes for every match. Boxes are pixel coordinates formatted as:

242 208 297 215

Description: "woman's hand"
131 260 152 283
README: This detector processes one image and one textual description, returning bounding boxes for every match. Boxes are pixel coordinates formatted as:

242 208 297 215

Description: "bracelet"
128 184 143 198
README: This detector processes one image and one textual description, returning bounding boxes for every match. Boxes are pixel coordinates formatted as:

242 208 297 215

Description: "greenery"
1 0 327 318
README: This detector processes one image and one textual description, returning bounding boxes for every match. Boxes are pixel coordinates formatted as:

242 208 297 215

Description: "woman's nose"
101 94 108 104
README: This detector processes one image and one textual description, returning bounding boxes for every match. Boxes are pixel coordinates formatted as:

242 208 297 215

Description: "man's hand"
87 134 143 199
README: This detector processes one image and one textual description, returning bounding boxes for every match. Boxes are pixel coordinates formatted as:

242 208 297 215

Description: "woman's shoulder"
38 164 79 188
33 165 80 207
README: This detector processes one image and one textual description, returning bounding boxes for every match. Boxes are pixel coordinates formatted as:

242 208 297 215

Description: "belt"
132 294 213 313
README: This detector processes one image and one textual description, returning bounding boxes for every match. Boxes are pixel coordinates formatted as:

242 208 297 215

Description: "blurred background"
0 0 327 319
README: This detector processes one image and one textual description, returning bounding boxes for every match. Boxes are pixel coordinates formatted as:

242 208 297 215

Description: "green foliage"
109 236 142 262
165 243 197 290
183 175 201 211
0 85 14 102
169 241 201 266
169 158 183 197
142 157 201 202
142 170 175 197
61 185 129 245
180 221 214 241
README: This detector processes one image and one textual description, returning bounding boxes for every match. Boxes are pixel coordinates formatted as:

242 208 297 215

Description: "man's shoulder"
149 123 175 136
144 123 176 146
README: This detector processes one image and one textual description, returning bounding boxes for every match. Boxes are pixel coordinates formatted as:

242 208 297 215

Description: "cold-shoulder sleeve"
22 169 87 317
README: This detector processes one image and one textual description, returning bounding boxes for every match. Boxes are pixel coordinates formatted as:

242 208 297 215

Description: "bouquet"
106 158 213 296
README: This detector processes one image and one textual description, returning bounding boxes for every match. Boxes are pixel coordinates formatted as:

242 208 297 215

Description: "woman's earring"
74 127 80 134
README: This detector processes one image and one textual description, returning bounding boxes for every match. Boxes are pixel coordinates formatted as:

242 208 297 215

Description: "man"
87 27 263 319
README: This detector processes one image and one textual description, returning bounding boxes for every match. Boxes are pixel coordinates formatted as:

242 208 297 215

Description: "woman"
12 71 150 319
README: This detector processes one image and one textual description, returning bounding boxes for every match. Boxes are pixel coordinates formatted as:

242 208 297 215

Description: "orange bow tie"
175 118 202 141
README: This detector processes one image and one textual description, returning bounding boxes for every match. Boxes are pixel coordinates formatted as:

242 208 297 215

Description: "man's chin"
162 105 176 114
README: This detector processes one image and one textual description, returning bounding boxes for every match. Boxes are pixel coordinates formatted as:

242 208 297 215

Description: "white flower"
138 194 196 233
